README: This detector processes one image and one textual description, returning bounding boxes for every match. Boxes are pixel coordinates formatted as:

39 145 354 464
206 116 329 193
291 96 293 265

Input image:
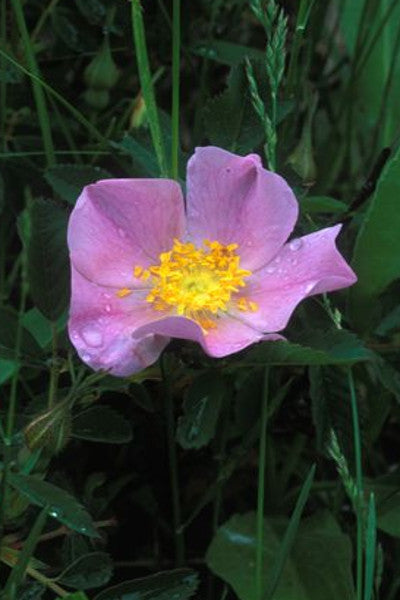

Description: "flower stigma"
120 239 258 330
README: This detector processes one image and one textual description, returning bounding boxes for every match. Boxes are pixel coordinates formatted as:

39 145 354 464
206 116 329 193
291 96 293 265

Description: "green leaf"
113 134 159 177
349 145 400 331
264 464 316 599
45 164 112 205
22 307 67 349
300 196 347 214
74 0 106 24
177 372 226 449
206 511 354 600
191 40 265 66
9 473 99 538
0 307 43 361
92 569 199 600
58 552 113 589
364 494 377 600
0 359 17 384
27 198 70 321
309 366 355 455
340 0 400 148
65 593 90 600
240 329 372 367
71 406 133 444
51 8 85 51
203 63 264 154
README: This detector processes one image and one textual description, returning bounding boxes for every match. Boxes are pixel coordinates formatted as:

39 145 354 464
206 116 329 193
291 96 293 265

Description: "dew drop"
289 238 302 251
266 265 276 274
49 507 60 518
81 325 103 347
105 304 111 312
70 330 79 341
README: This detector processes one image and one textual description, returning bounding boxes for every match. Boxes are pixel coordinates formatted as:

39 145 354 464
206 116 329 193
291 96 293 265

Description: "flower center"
132 239 257 329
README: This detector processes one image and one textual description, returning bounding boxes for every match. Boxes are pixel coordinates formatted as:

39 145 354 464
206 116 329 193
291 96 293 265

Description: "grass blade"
263 463 316 600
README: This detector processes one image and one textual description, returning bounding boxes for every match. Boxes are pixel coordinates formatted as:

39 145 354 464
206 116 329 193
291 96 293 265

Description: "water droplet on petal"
266 265 276 274
70 330 79 341
81 325 103 347
105 304 111 312
117 227 126 238
289 238 303 251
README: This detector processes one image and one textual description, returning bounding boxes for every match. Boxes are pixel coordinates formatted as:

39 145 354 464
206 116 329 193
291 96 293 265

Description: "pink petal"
68 178 185 288
68 266 169 376
185 146 298 270
234 225 357 333
132 315 277 358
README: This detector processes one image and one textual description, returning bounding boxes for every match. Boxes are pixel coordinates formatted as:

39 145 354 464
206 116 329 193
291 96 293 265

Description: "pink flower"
68 146 356 376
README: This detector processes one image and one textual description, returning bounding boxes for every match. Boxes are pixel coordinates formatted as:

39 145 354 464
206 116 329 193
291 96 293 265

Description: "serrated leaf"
309 366 355 457
206 511 354 600
27 198 70 321
240 329 372 366
349 145 400 331
203 63 264 154
177 372 226 449
114 134 159 177
300 196 347 214
0 307 43 360
45 164 112 205
71 406 133 444
9 473 99 538
92 569 199 600
58 552 113 589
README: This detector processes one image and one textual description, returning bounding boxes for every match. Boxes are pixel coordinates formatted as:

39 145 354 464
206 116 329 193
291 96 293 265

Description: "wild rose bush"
1 1 400 600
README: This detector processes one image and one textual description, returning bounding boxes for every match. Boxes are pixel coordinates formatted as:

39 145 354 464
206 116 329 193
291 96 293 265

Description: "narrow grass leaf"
263 464 316 600
364 494 377 600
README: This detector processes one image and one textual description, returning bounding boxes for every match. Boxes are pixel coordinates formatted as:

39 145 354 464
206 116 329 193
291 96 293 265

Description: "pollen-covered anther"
116 287 132 298
134 238 256 329
237 297 258 312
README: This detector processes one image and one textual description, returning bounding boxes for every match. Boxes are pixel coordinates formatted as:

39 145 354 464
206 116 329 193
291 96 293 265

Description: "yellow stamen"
134 239 258 330
116 287 132 298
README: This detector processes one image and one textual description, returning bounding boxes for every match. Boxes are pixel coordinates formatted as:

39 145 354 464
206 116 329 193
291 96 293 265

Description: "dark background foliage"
1 1 400 599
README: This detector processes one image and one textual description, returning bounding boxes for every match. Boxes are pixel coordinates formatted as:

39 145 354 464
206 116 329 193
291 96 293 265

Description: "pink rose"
68 146 356 376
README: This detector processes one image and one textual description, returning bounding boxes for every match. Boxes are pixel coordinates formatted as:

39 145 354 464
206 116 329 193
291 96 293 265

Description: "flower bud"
24 403 71 455
83 37 119 91
83 88 110 110
129 92 147 129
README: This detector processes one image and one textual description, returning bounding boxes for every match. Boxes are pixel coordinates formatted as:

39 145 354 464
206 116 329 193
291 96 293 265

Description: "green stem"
0 48 108 146
10 0 55 166
0 0 7 152
31 0 61 42
255 368 269 600
285 0 315 96
130 0 167 176
348 368 364 600
3 508 48 598
161 355 185 565
47 322 59 410
171 0 181 180
0 252 28 549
